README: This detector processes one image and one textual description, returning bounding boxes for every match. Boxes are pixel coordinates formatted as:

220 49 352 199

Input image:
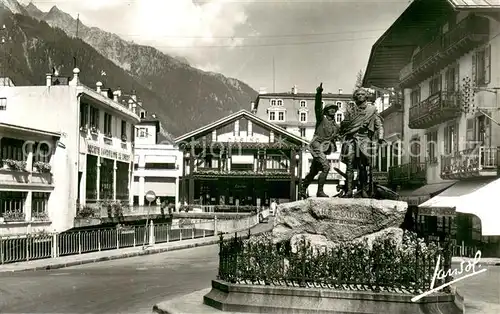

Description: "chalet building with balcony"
174 109 309 206
0 69 140 235
133 114 182 207
363 0 500 255
252 86 350 196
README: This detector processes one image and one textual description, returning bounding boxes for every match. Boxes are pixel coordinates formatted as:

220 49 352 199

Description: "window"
32 192 49 220
299 112 307 122
277 99 283 106
409 136 421 164
475 45 491 86
429 75 441 95
269 111 276 121
266 155 288 170
233 120 240 136
85 155 98 201
136 127 148 138
278 112 285 121
140 111 146 119
336 112 343 124
121 120 127 141
410 87 420 106
299 127 306 137
116 162 129 201
270 99 276 106
444 123 458 155
80 103 89 127
33 141 51 163
0 191 26 219
445 64 459 92
90 106 100 129
466 118 475 150
321 101 325 107
335 101 342 108
0 137 25 163
0 97 7 110
349 101 356 106
99 158 114 200
426 130 438 163
144 163 176 170
300 100 307 107
104 113 112 136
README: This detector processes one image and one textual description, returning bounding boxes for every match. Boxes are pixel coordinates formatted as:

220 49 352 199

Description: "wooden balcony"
409 91 461 129
441 147 499 180
193 168 292 179
400 15 489 87
388 162 427 188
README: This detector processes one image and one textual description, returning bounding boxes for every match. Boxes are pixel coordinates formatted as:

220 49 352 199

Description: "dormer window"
321 101 325 107
270 99 277 106
349 101 356 106
335 101 342 108
336 112 344 124
300 100 307 107
140 111 146 119
277 99 283 106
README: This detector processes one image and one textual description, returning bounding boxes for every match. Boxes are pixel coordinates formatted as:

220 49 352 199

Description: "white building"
133 115 182 207
0 69 140 235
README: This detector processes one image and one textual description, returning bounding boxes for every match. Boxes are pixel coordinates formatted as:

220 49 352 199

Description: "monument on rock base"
202 197 463 314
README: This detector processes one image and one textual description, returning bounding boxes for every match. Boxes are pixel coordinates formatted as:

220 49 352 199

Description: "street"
0 220 498 313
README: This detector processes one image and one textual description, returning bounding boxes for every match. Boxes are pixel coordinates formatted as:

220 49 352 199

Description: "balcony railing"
441 146 499 180
400 15 489 86
388 162 426 188
409 91 461 129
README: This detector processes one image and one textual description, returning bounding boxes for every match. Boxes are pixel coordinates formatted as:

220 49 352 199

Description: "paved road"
0 221 273 314
0 218 498 313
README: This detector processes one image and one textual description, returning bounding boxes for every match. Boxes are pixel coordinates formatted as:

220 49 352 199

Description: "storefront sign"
87 144 130 162
226 136 261 143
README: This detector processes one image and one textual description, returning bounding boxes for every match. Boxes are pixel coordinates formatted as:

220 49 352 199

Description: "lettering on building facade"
226 137 261 143
314 207 372 225
87 144 131 162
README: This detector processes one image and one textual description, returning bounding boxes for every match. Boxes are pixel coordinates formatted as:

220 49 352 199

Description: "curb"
1 227 270 273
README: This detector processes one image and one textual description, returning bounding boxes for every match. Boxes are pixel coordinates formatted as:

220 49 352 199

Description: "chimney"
338 88 343 94
116 87 122 97
250 101 256 112
113 91 119 102
131 90 137 101
292 85 298 94
258 87 267 94
96 81 103 93
46 73 52 87
128 99 134 111
69 68 80 86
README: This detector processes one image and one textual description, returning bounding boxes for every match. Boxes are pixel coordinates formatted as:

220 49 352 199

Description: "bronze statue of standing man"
340 88 384 198
299 83 340 199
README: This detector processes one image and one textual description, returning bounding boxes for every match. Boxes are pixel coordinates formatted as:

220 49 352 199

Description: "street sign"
145 190 156 203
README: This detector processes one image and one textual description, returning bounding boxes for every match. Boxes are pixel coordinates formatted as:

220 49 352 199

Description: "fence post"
192 227 195 239
149 220 155 245
167 225 170 243
203 229 206 238
98 231 101 251
214 216 218 235
0 236 3 264
78 231 82 254
116 229 120 249
133 227 136 247
26 234 30 261
52 234 58 258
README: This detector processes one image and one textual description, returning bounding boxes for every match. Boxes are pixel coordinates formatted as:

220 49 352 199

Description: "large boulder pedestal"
203 198 464 314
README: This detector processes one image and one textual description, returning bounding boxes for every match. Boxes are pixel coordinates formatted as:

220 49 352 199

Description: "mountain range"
0 0 258 139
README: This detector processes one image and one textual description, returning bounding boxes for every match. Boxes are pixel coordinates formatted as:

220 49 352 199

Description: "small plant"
2 159 27 171
33 161 52 173
105 132 112 138
121 134 127 142
79 125 88 132
3 210 25 221
76 205 98 218
32 211 49 221
90 126 99 134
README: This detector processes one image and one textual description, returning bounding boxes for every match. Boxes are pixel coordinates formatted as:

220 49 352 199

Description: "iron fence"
0 222 215 265
218 232 452 294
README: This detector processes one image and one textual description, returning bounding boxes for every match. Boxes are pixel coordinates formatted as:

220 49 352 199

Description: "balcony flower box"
3 211 25 222
80 125 88 133
1 159 27 172
121 134 127 142
90 126 99 135
32 211 49 222
33 161 52 174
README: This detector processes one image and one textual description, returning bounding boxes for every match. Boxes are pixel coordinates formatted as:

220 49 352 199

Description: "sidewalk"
0 222 273 273
451 256 500 266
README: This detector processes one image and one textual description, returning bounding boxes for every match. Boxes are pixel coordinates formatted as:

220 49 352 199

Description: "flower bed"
218 231 449 294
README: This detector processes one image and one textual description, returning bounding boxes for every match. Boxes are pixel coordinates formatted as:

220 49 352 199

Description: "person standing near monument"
299 83 340 199
340 88 384 198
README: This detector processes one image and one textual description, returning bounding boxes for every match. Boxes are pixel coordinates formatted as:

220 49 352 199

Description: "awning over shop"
419 178 500 236
398 181 457 206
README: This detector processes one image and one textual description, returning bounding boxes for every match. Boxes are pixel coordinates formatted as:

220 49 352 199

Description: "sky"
20 0 410 94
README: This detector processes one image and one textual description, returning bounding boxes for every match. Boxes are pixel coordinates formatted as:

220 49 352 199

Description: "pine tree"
353 69 364 92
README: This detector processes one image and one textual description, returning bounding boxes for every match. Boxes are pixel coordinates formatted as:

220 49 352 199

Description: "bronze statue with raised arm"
298 83 340 199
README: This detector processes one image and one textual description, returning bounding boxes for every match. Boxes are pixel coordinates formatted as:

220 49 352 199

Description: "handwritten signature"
411 250 487 302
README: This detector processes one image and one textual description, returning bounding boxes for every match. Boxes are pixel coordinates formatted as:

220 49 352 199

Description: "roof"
257 93 352 99
362 0 455 88
447 0 500 9
0 122 62 138
174 109 309 145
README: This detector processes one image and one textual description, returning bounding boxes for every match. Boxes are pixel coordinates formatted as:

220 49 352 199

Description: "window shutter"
472 51 477 86
485 44 491 84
